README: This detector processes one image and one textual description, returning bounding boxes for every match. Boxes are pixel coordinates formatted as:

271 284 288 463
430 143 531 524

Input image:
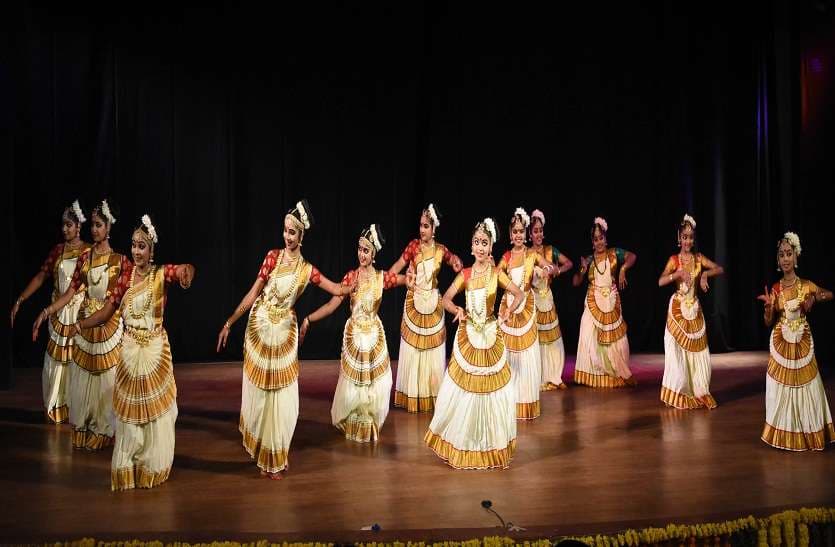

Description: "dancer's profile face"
357 239 374 267
530 220 544 246
592 227 607 254
472 230 491 264
510 219 526 248
419 214 434 243
777 241 795 273
679 225 694 253
62 218 79 242
283 218 301 250
90 213 109 243
131 231 152 267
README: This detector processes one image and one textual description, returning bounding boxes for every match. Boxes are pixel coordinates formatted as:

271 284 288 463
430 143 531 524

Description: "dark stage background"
4 2 834 387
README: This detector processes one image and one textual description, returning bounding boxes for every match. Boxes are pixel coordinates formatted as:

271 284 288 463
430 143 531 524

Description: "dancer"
497 207 560 419
425 217 525 469
528 209 573 391
216 200 352 478
70 215 195 489
571 217 637 388
12 200 90 423
301 224 408 442
34 199 127 449
389 204 462 413
658 214 724 409
757 232 834 451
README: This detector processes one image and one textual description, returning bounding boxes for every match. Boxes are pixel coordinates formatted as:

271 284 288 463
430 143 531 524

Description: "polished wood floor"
2 353 834 543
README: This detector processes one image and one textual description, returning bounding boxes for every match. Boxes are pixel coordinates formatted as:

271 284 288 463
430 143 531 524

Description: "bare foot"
557 383 568 390
624 376 638 387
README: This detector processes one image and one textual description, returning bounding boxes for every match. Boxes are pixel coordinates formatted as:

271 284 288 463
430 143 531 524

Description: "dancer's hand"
32 308 49 342
217 322 231 352
299 317 310 345
699 273 710 293
499 308 510 325
579 256 589 274
10 298 21 328
802 294 815 314
452 306 466 323
756 286 775 308
405 267 416 290
618 268 628 290
678 269 692 286
177 264 195 289
341 276 358 296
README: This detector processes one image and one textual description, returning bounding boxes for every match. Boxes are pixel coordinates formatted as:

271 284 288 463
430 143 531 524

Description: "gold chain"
128 265 156 320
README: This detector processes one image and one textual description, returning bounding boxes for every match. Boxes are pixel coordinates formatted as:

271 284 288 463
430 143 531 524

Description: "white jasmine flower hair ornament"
531 209 545 226
70 200 86 224
683 214 697 228
593 216 608 232
483 217 498 243
141 214 159 244
514 207 531 228
369 224 382 252
296 200 311 230
783 231 801 256
426 203 440 228
100 200 117 225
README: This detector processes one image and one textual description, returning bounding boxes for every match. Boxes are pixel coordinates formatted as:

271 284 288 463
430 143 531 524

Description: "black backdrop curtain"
6 1 834 384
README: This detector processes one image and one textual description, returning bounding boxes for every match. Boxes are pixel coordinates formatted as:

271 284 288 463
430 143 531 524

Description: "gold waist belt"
125 326 163 347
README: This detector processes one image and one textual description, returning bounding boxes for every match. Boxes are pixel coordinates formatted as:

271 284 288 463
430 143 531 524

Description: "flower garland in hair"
426 203 440 228
783 231 801 256
296 200 311 230
514 207 530 228
141 214 158 244
483 217 498 243
683 213 697 228
593 216 608 232
369 224 382 252
100 200 117 225
531 209 545 226
71 200 87 224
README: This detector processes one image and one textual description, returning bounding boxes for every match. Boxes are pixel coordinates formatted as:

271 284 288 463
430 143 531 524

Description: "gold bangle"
224 321 231 330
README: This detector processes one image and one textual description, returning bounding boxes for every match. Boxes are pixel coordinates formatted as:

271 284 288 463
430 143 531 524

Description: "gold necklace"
89 262 108 286
593 250 608 275
472 262 489 277
128 265 155 320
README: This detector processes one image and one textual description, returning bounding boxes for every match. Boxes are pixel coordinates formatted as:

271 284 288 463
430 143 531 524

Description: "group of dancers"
10 198 835 491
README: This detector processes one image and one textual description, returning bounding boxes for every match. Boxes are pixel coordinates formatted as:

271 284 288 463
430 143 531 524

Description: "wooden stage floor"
2 352 834 543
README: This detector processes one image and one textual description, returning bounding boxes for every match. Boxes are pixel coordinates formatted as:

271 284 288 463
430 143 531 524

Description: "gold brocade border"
111 465 171 491
586 288 622 326
536 306 557 325
340 355 390 385
76 309 122 343
573 369 626 388
499 293 535 329
393 391 435 413
71 429 114 450
666 318 707 352
761 422 835 451
113 340 177 425
340 320 390 385
336 417 379 443
669 297 705 335
239 416 289 473
49 313 77 338
503 324 539 352
447 356 511 394
516 400 541 420
47 405 69 424
424 431 515 470
537 325 562 344
767 356 819 387
771 325 812 362
72 344 121 373
244 356 300 391
46 338 73 362
400 323 447 350
244 312 299 360
660 386 717 410
403 290 444 329
455 324 505 368
597 321 627 345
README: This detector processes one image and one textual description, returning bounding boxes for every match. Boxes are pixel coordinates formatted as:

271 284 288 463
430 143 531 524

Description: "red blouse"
40 243 65 276
257 249 321 285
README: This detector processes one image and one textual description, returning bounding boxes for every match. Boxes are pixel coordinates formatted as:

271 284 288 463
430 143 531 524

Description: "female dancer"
389 204 462 413
425 218 525 469
12 200 90 423
34 199 128 449
528 209 573 391
301 224 407 442
497 208 560 419
658 214 724 409
758 232 834 451
571 217 637 388
216 200 351 479
69 215 195 489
